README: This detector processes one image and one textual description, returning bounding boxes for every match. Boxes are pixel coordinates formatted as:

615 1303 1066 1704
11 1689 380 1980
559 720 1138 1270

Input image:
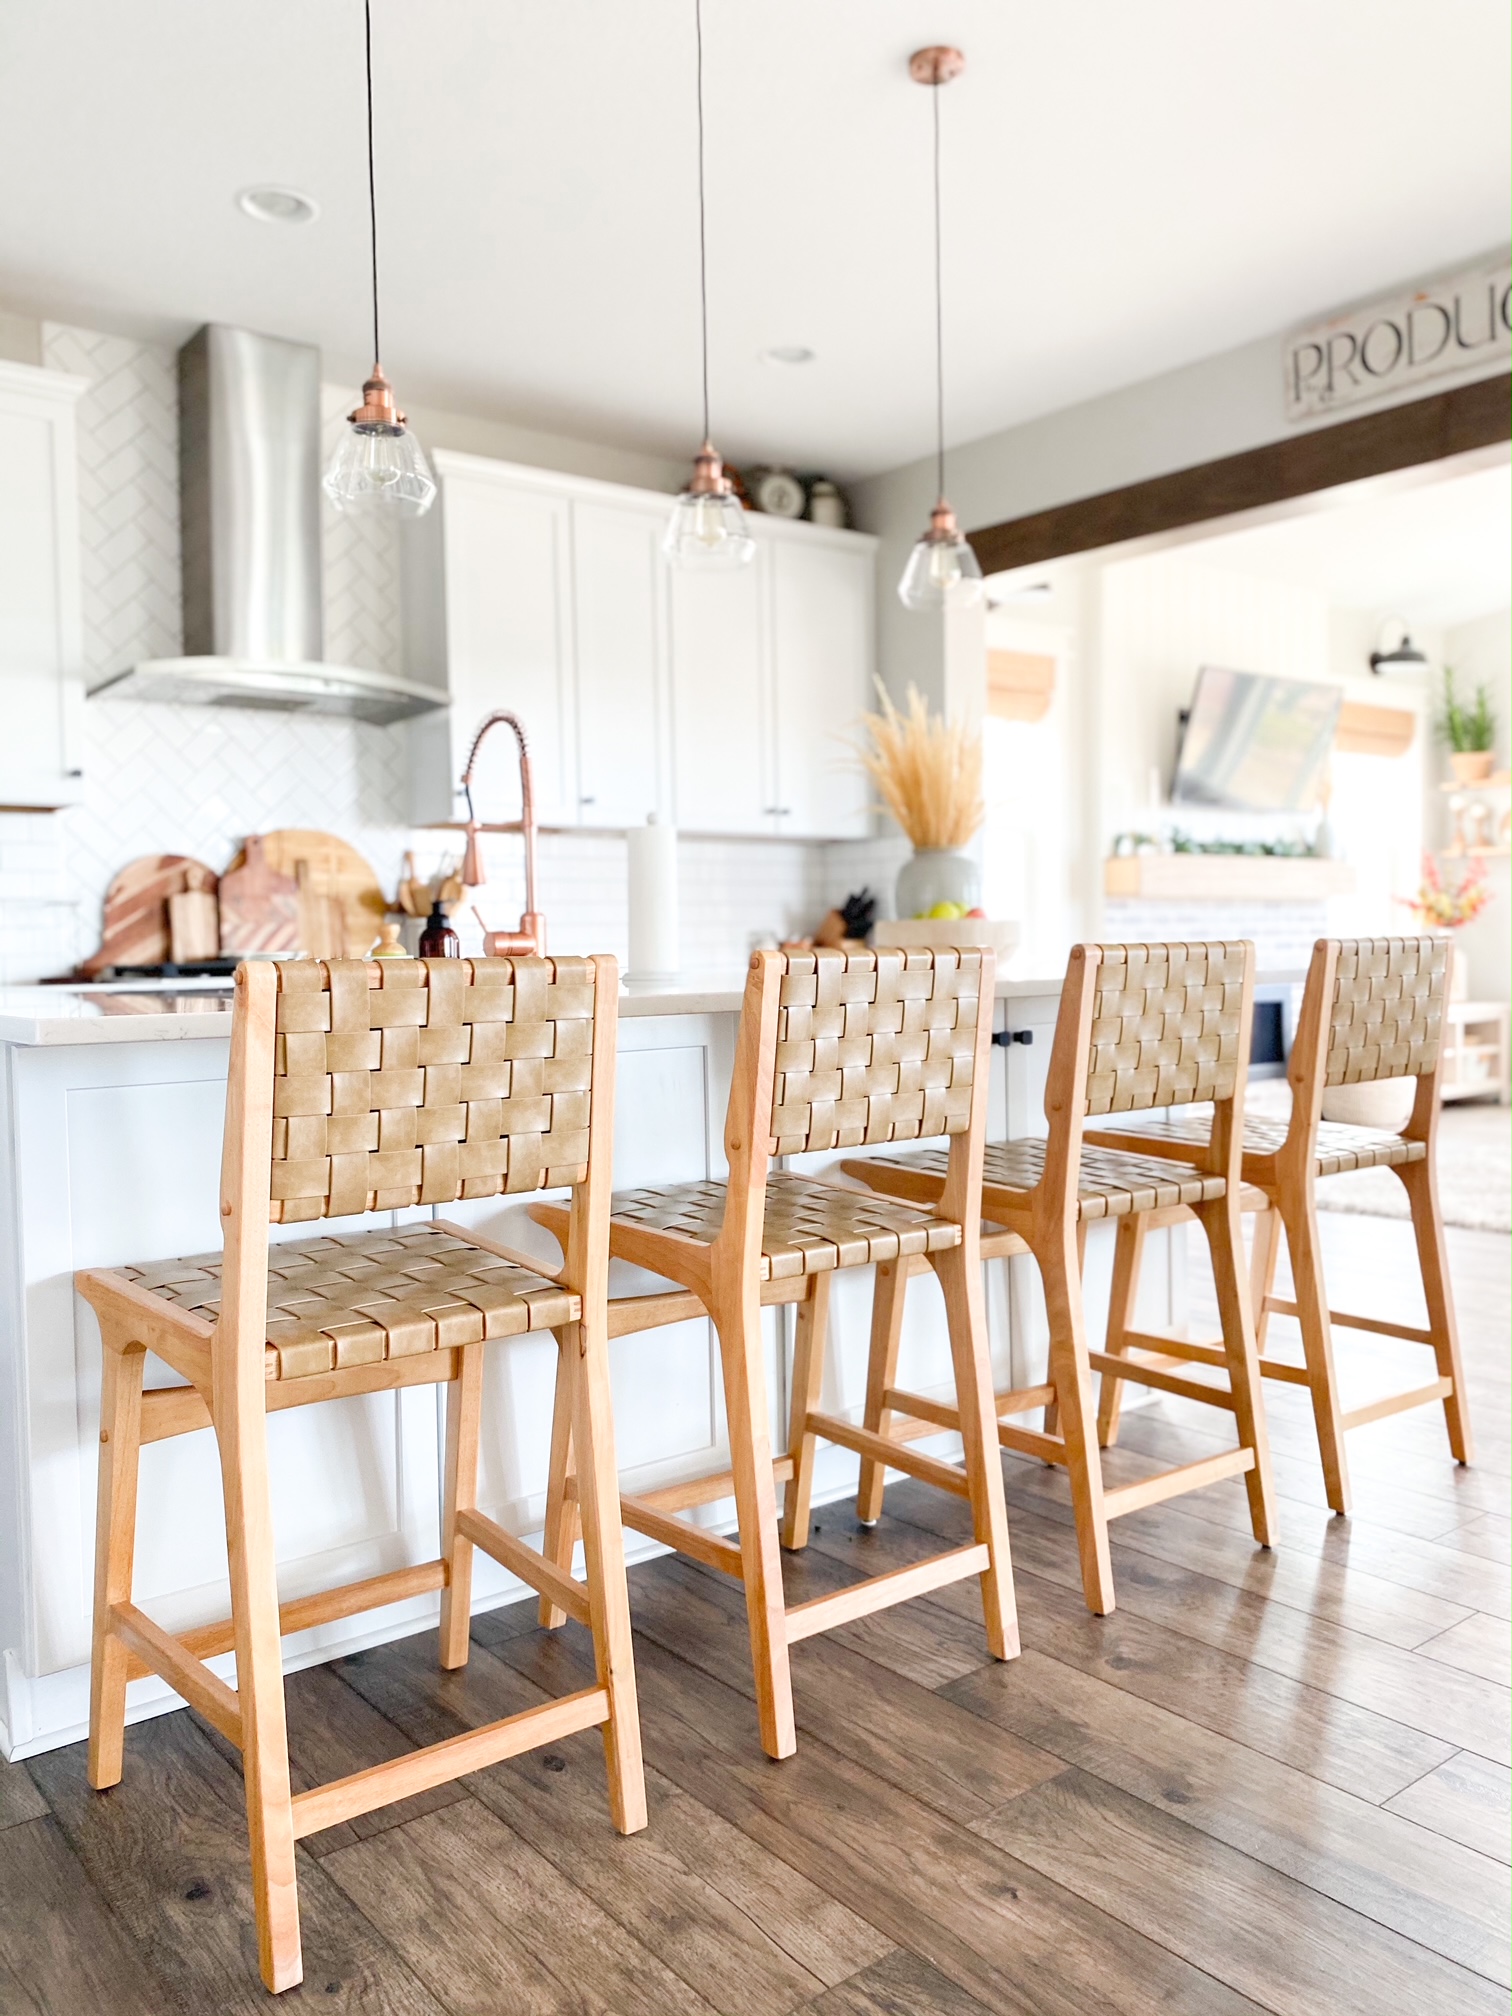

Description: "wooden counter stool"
77 954 645 1995
533 947 1017 1761
843 941 1276 1616
1093 934 1470 1515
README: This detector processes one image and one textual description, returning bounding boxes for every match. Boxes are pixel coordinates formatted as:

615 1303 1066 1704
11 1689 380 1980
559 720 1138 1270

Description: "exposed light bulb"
897 501 983 610
664 441 754 569
323 366 435 518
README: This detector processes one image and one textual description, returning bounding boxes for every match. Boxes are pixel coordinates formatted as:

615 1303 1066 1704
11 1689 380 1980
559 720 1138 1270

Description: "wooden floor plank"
0 1815 169 2016
1450 1514 1512 1566
864 1494 1458 1803
945 1646 1510 1984
799 1948 996 2015
606 1548 1061 1823
594 1630 1270 2016
1384 1752 1512 1866
336 1627 890 2013
1414 1610 1511 1684
0 1756 48 1832
322 1796 724 2016
197 1656 469 1858
25 1708 446 2013
974 1766 1505 2016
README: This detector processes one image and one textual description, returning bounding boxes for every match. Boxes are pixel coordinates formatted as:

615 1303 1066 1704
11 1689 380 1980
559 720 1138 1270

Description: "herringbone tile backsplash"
0 322 835 981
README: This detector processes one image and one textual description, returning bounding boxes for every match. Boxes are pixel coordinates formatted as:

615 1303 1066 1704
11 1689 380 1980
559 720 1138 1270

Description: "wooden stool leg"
781 1274 832 1552
714 1283 796 1760
933 1244 1019 1661
856 1255 915 1524
1197 1195 1277 1547
438 1339 484 1670
1249 1204 1282 1351
1096 1214 1147 1449
216 1407 301 1992
88 1337 146 1792
538 1329 583 1629
1279 1191 1352 1516
1037 1227 1116 1616
1399 1156 1474 1465
568 1317 648 1835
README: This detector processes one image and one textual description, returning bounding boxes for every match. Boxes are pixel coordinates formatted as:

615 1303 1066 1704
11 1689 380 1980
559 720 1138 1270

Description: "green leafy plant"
1437 668 1496 754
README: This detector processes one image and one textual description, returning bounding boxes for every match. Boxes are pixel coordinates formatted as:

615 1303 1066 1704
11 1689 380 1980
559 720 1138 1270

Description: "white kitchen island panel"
0 975 1179 1758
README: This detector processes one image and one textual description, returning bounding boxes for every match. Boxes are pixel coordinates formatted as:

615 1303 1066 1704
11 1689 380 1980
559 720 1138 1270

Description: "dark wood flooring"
4 1210 1507 2014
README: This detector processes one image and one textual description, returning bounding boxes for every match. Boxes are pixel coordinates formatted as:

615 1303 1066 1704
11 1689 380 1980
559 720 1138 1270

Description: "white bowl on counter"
873 919 1020 962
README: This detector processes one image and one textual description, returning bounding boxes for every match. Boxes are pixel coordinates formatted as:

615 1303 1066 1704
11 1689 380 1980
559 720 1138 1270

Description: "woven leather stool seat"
609 1171 961 1280
1102 1110 1429 1179
122 1224 577 1381
857 1138 1229 1221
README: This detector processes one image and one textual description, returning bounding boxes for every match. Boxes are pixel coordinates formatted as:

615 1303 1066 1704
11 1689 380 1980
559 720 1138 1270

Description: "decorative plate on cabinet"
751 468 807 519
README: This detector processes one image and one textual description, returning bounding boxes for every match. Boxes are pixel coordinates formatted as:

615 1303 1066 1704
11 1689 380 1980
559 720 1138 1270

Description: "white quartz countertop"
0 968 1073 1046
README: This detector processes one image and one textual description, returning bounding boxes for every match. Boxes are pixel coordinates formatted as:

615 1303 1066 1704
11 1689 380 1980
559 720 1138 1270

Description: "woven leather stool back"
270 956 599 1222
1323 936 1447 1088
1084 941 1250 1117
769 948 986 1156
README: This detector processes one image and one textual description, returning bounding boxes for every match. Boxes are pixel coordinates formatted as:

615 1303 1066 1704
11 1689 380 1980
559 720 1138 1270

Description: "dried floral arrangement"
1399 853 1493 930
858 683 983 850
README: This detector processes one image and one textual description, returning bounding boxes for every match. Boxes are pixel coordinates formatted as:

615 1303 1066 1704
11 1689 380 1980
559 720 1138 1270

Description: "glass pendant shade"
663 441 754 569
323 367 436 518
897 501 983 610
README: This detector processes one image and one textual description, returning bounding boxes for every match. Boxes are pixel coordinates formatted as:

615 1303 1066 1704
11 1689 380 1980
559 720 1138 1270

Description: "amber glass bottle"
418 901 459 958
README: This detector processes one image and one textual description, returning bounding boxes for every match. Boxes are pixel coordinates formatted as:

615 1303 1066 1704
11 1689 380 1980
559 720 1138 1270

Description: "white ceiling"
0 1 1507 480
1189 460 1512 627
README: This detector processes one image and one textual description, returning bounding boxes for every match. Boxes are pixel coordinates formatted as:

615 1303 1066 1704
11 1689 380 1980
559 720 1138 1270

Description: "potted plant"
1437 667 1498 785
859 683 984 920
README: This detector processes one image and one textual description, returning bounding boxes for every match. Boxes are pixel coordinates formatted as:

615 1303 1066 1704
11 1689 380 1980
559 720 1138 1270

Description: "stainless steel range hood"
87 324 444 725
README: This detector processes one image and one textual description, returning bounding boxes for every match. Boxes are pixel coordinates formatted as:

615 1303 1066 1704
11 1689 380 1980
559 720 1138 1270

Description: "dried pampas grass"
858 683 983 850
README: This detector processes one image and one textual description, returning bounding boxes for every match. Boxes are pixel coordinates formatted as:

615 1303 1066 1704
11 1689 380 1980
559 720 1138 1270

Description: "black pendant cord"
365 0 381 369
695 0 711 445
932 77 945 506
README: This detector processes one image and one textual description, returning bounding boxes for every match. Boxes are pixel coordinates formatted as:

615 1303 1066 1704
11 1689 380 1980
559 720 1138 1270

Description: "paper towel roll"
627 816 679 980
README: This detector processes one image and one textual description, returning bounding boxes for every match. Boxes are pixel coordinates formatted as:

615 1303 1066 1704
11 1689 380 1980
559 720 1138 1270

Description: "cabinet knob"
579 795 596 806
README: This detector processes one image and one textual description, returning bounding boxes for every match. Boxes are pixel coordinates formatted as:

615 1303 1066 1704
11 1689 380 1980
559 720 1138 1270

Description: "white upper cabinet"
405 462 574 828
573 495 669 828
0 362 87 809
668 549 770 835
766 529 873 840
404 450 876 841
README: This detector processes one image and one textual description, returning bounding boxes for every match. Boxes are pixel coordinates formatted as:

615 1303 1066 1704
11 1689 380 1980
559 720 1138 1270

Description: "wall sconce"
1368 617 1429 675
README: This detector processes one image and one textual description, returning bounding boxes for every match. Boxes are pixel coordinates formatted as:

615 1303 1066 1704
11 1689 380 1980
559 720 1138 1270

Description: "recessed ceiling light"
760 346 815 367
236 186 320 226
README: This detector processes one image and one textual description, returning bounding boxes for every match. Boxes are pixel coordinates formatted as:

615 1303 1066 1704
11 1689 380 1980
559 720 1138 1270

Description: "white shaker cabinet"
404 449 876 840
405 461 576 828
572 495 670 828
668 548 770 834
0 362 88 809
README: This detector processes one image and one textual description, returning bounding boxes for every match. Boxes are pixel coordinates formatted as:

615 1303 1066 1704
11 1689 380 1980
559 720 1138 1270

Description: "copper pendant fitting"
688 440 732 497
909 46 966 87
348 362 406 429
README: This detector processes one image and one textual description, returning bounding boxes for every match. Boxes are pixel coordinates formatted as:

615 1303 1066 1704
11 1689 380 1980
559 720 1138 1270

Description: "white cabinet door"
0 364 86 809
407 471 575 828
572 497 668 827
669 553 771 835
768 535 873 839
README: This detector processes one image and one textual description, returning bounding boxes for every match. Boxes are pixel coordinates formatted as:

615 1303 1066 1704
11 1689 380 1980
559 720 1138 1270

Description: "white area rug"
1246 1079 1510 1235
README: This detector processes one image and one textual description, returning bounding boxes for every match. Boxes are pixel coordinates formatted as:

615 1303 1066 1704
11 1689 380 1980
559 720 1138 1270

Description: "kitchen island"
0 969 1186 1760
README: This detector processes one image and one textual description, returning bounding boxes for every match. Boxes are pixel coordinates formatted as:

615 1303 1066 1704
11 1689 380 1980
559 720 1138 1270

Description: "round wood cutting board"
223 831 388 959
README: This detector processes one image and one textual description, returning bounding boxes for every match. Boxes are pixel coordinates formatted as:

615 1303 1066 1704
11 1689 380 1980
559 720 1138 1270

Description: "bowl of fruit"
872 907 1020 963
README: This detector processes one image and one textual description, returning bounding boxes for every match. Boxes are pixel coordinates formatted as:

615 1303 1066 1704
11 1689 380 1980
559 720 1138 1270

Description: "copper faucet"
460 711 546 957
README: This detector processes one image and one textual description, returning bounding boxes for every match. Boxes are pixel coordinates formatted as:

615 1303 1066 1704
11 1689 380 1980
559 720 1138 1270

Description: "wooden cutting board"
223 830 387 959
80 856 220 975
217 834 301 956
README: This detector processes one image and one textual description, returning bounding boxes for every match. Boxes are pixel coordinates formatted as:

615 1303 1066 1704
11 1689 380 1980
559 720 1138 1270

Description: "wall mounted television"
1171 667 1342 813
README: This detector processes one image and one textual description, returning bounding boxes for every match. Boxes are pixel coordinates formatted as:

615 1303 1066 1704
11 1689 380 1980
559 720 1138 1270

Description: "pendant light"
663 0 753 569
897 46 981 612
323 0 436 518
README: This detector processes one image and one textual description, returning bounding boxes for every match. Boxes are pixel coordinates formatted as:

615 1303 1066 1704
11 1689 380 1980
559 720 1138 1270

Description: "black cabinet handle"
991 1028 1033 1047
